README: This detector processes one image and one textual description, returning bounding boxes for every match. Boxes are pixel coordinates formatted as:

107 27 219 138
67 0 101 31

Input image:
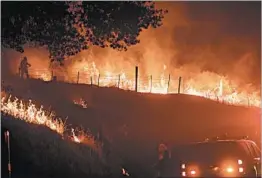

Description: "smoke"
1 2 260 92
62 2 190 77
1 46 51 78
166 1 261 87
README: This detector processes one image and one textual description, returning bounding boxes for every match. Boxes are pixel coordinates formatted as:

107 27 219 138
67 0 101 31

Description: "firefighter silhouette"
19 57 31 79
155 143 172 177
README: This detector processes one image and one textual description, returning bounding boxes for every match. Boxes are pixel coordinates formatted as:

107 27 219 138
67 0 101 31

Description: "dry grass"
1 76 260 178
1 114 119 178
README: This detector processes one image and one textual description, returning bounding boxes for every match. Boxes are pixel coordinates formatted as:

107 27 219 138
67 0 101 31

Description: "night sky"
181 1 260 52
2 1 261 86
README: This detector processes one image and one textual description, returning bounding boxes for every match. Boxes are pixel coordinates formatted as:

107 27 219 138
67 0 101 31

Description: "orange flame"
30 60 260 107
29 69 52 81
73 98 88 108
122 168 130 176
1 94 98 148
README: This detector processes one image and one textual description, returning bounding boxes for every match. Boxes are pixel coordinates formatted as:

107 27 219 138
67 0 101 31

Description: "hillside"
1 114 114 178
2 76 261 177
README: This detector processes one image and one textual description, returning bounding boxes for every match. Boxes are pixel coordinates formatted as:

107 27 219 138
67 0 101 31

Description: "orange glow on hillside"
1 93 100 152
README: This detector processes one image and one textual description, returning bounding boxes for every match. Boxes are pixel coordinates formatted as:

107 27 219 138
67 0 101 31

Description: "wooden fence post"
77 71 80 84
135 66 138 92
182 78 185 93
90 76 93 86
150 75 152 93
167 74 170 93
5 130 11 178
98 74 100 86
178 76 182 94
118 74 121 88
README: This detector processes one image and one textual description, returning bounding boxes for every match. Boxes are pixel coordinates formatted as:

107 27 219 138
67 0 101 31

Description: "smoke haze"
2 1 261 92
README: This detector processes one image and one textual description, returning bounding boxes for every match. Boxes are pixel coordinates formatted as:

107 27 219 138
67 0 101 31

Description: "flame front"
73 98 88 108
1 94 97 148
30 60 260 107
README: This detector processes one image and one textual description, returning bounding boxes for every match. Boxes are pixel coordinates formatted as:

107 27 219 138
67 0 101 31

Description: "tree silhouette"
2 1 167 63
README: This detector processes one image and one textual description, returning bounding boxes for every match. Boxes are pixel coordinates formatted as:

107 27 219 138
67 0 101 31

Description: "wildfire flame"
71 128 81 143
0 93 134 175
73 98 88 108
35 71 52 81
122 168 130 176
1 94 98 149
29 60 261 107
29 69 52 81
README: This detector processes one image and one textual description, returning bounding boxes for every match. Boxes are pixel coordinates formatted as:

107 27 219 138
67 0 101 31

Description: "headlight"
219 165 238 177
220 159 245 177
181 169 199 177
239 167 244 173
181 164 200 177
238 159 243 165
225 166 234 173
181 164 186 169
190 170 197 175
182 171 186 177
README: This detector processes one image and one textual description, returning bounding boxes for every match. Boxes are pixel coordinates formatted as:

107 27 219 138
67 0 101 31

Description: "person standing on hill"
19 56 31 79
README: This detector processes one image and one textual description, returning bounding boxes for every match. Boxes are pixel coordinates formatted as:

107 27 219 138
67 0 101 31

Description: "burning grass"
29 61 261 108
73 98 88 108
1 114 110 178
1 92 132 177
1 79 259 178
1 93 100 153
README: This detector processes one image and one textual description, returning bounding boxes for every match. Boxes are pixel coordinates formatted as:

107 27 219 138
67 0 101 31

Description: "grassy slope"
1 114 113 178
2 76 261 177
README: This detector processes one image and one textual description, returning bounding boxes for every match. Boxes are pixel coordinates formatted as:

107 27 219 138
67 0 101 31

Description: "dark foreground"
1 114 141 178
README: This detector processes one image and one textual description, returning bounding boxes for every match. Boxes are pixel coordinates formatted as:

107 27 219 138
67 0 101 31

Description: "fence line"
27 68 260 107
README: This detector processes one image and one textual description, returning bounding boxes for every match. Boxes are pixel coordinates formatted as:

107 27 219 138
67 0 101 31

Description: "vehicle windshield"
173 141 246 163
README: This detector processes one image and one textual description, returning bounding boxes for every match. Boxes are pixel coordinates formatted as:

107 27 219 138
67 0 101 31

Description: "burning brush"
122 167 130 176
73 98 88 108
1 94 99 153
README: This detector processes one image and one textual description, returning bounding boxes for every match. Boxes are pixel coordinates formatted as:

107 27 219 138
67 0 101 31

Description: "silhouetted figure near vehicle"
19 57 31 79
154 143 172 177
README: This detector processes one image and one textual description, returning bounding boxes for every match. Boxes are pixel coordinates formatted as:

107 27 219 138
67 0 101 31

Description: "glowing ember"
122 168 130 176
31 69 52 81
73 98 88 108
1 94 98 150
71 128 81 143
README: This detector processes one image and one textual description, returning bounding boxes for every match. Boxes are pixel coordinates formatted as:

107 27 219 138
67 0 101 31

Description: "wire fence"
26 68 260 108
